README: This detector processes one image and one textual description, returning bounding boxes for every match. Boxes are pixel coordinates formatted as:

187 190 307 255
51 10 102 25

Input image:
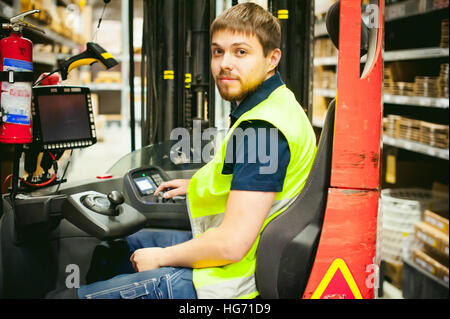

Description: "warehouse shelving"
313 1 449 160
383 135 449 160
385 0 449 21
314 88 449 108
315 0 449 36
0 1 82 49
314 47 449 66
312 115 449 160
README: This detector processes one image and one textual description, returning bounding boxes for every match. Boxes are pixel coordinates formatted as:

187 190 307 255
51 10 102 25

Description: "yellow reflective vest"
187 84 317 298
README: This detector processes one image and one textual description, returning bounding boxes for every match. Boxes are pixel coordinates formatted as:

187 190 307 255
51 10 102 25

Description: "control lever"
63 190 147 240
108 190 125 209
155 192 176 203
82 190 125 216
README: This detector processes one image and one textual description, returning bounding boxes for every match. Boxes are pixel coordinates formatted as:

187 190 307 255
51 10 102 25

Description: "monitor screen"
37 94 92 143
134 176 154 193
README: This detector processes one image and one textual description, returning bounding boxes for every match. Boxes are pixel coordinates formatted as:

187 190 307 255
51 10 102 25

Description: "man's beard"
216 77 263 103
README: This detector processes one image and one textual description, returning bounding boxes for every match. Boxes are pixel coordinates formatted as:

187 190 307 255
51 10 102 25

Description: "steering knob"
108 190 125 208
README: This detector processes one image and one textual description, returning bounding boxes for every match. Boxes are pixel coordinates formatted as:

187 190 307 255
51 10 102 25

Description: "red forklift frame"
303 0 384 299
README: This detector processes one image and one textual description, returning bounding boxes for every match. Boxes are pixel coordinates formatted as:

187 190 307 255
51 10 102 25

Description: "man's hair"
210 2 281 57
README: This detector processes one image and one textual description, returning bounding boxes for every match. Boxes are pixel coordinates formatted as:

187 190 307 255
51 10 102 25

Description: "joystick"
82 190 126 216
63 190 147 239
108 191 125 208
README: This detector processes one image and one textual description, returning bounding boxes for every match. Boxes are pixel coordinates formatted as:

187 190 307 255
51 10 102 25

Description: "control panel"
124 166 182 204
123 166 190 230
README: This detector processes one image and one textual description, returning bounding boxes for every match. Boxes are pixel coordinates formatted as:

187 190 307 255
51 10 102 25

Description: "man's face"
211 29 277 103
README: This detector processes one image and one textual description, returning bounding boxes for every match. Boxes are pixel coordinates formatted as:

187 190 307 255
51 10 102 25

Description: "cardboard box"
415 221 449 257
413 249 449 283
94 71 121 84
413 249 438 276
440 266 449 285
383 260 403 289
424 210 449 234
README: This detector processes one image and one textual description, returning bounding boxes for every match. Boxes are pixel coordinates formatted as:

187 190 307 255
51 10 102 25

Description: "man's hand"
130 247 163 272
154 179 190 199
147 190 276 270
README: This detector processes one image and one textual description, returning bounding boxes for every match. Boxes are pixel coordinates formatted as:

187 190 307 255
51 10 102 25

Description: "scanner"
59 42 119 80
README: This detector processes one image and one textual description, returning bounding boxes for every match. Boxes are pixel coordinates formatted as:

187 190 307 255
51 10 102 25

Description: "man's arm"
130 190 275 271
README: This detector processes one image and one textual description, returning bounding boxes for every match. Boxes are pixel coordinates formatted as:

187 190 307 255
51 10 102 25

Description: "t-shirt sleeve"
225 120 291 192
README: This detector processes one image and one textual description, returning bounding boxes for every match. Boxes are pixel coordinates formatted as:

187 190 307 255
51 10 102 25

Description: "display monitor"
134 176 155 195
32 86 96 150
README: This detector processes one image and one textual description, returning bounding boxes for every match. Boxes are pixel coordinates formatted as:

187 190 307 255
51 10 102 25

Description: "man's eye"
212 49 223 55
237 49 246 55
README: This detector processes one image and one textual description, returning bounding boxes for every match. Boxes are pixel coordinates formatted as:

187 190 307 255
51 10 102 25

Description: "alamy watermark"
364 4 380 29
365 263 380 289
170 120 279 174
65 264 80 289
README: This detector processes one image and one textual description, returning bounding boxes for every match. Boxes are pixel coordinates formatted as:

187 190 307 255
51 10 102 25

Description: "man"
74 2 316 299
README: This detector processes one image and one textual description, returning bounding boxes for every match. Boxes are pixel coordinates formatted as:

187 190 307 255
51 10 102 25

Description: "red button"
96 174 113 179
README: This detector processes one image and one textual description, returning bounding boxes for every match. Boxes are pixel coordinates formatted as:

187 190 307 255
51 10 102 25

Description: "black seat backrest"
255 99 336 299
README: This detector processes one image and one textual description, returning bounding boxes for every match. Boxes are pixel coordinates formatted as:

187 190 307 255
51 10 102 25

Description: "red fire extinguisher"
0 10 42 144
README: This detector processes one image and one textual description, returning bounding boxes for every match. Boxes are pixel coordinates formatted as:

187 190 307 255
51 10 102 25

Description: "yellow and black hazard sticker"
164 70 174 80
184 73 192 88
278 9 289 20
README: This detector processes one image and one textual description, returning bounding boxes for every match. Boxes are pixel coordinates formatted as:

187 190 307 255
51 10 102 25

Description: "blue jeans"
77 229 197 299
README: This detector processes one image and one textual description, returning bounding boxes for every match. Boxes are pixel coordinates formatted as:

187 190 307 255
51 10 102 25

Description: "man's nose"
220 52 234 70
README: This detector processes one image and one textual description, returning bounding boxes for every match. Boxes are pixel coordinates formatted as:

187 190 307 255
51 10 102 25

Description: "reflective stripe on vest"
190 196 298 237
196 273 257 299
188 85 317 299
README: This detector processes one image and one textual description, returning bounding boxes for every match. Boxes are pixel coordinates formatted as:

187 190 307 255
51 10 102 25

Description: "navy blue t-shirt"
222 72 291 192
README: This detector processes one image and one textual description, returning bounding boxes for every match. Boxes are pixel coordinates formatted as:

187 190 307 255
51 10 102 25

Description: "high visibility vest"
187 84 317 298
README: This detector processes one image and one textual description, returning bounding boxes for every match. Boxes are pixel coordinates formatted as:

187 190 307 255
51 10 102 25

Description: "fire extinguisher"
0 10 43 144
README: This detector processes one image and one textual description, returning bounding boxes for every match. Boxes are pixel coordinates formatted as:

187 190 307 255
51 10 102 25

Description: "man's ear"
267 48 282 73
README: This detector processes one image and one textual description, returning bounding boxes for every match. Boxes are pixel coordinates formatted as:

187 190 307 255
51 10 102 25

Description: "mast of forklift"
140 0 214 147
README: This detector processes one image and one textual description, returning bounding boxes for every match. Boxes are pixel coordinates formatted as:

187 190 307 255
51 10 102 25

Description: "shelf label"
386 154 397 184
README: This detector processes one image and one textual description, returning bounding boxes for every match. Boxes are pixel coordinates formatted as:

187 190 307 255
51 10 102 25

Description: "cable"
92 0 110 42
55 149 73 193
2 174 13 194
2 151 58 193
21 174 56 188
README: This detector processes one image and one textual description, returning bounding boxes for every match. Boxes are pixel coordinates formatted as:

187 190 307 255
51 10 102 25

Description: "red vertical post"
303 0 384 299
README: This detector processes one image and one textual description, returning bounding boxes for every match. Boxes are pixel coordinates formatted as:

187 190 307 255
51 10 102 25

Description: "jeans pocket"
119 282 153 299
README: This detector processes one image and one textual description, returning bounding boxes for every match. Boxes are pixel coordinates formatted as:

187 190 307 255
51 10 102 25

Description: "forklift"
0 0 383 299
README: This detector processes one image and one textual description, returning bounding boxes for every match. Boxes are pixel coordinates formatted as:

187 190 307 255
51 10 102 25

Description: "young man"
73 2 316 299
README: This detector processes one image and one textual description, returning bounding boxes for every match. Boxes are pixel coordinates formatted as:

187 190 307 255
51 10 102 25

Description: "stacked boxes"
420 122 450 149
440 19 449 48
383 115 449 149
313 70 336 90
384 63 449 98
399 118 421 142
438 63 449 98
314 38 338 58
380 189 449 288
20 0 89 45
413 210 449 284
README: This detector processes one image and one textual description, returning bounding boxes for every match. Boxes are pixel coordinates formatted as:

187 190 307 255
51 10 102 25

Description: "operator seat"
255 0 371 298
255 99 335 298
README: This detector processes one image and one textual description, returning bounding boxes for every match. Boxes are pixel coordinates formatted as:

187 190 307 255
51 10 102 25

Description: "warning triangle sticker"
311 258 363 299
